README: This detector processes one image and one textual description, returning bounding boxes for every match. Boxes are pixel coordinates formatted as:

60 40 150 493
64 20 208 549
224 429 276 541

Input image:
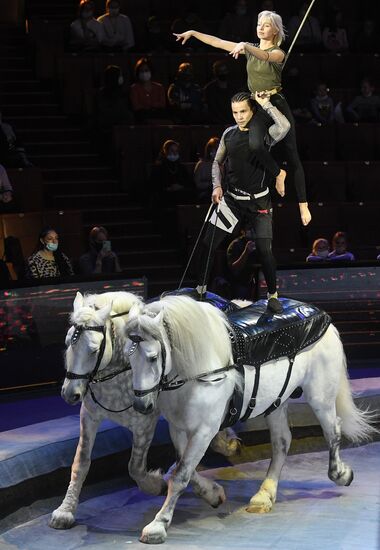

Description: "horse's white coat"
125 295 378 544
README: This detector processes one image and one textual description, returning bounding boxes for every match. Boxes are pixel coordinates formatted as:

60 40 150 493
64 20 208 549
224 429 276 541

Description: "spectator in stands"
0 164 14 212
226 226 258 299
0 111 32 168
328 231 355 261
69 0 104 52
26 227 74 279
149 139 193 206
346 78 380 123
310 83 335 124
95 65 133 152
218 0 253 43
130 57 167 123
287 2 323 52
171 10 209 50
322 9 349 53
193 137 220 202
146 16 171 52
306 238 330 262
285 66 314 124
353 18 377 54
203 60 235 124
79 225 121 275
167 62 204 124
97 0 134 52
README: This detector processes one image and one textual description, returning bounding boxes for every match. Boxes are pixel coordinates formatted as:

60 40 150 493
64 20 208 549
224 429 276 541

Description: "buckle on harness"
273 398 281 409
249 397 256 409
230 407 238 416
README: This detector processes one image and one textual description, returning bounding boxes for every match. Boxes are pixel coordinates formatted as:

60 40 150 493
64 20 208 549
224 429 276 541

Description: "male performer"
195 90 290 313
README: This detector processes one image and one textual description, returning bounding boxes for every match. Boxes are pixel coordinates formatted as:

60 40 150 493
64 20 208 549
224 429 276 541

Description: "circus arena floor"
0 437 379 549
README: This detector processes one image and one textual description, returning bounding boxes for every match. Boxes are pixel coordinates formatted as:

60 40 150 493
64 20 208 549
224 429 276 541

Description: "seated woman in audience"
149 139 193 206
97 0 134 52
310 82 335 125
322 9 349 54
193 137 220 203
0 163 14 213
347 78 380 123
79 225 121 275
130 57 167 123
306 238 330 262
0 111 32 168
69 0 104 52
26 227 74 279
328 231 355 261
167 62 204 124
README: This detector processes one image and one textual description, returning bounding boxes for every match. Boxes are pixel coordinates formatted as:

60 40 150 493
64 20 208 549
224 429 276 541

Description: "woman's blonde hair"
258 10 286 46
312 238 329 255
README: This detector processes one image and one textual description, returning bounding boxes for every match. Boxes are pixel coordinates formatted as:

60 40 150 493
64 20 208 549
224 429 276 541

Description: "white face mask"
139 71 151 82
167 153 179 162
118 75 124 86
317 249 329 258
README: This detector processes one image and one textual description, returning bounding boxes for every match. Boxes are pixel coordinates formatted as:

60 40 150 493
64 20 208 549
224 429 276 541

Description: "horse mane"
129 296 233 378
70 291 143 326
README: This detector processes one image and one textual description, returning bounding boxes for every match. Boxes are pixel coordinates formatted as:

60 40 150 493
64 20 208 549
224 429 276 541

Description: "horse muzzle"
133 394 156 415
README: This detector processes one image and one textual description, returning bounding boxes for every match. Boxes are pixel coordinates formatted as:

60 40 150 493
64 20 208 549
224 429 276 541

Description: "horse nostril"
72 394 81 402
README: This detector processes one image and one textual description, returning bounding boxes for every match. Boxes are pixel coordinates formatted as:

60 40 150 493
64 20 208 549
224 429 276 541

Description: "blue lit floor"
0 443 379 550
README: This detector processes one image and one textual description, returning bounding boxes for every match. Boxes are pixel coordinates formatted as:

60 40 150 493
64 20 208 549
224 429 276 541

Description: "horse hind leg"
247 403 291 514
310 404 353 487
210 427 242 457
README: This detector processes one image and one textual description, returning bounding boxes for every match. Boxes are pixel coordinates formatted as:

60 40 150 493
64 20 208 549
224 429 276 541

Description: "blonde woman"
174 10 311 226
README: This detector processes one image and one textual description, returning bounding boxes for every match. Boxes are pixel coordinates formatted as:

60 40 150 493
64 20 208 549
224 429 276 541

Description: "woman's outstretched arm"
174 30 237 52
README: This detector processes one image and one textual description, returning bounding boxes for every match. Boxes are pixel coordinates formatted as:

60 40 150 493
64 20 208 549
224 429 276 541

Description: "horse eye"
148 356 157 363
91 349 98 355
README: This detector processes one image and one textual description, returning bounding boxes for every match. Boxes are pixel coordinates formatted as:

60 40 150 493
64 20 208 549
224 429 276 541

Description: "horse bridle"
128 333 168 397
65 311 131 384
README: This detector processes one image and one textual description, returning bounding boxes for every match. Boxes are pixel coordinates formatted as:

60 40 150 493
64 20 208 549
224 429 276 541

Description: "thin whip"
283 0 317 68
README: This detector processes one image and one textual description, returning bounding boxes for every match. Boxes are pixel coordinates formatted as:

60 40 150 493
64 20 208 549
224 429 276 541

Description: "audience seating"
346 161 379 201
303 161 347 202
7 168 44 212
336 124 377 161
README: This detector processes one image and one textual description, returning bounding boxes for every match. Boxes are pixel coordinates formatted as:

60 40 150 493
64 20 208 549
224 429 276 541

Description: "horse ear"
153 310 164 325
73 292 84 311
98 302 112 322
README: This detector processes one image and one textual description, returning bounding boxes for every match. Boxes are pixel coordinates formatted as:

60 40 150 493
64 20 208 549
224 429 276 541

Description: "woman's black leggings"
249 93 307 203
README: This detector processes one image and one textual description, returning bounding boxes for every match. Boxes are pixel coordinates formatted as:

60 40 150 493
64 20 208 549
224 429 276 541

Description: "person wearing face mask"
218 0 253 43
306 238 330 262
328 232 355 262
203 60 236 124
149 140 193 206
130 58 166 123
97 0 135 52
69 0 104 52
310 82 335 125
194 137 220 202
26 228 74 279
167 62 204 124
79 226 122 275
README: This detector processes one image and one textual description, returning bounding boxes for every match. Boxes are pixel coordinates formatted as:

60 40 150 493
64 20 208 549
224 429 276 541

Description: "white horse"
50 291 166 529
124 295 377 544
50 290 239 530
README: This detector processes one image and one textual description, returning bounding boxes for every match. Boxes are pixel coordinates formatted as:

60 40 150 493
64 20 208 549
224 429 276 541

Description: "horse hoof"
140 524 167 544
245 503 272 514
345 470 354 486
49 510 75 529
211 492 226 508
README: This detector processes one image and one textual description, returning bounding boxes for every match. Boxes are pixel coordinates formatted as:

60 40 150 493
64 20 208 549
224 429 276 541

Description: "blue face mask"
46 242 58 252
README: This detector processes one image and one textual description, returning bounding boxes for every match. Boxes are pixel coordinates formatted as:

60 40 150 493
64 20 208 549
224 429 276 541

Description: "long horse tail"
334 327 379 443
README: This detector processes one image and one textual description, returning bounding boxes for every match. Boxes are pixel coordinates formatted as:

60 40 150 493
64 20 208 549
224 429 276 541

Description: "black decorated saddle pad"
158 287 239 314
227 297 331 367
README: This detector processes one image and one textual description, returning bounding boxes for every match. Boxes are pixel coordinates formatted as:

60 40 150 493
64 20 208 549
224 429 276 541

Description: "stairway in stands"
0 23 184 296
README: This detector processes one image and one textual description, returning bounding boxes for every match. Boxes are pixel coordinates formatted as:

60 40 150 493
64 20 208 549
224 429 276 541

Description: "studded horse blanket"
227 297 331 366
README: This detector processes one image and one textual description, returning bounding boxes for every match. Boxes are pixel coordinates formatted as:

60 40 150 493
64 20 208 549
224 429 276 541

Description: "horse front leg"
128 412 167 496
140 429 214 544
247 403 291 514
50 407 100 529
